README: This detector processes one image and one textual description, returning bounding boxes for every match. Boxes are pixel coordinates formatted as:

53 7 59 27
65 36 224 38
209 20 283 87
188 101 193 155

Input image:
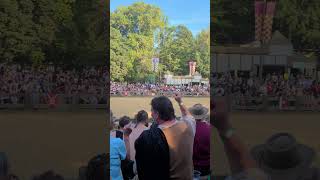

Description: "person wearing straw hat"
189 104 211 179
251 133 319 180
189 104 209 120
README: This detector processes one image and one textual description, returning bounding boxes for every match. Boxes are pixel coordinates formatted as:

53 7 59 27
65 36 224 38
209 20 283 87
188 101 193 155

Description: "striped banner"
262 1 276 43
255 0 266 42
152 57 159 72
189 61 196 76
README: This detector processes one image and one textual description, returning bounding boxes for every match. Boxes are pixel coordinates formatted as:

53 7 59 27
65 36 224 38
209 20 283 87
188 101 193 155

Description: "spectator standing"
110 129 127 180
110 117 127 180
86 154 108 180
251 133 319 180
129 110 149 161
189 104 211 178
135 94 196 180
113 116 131 140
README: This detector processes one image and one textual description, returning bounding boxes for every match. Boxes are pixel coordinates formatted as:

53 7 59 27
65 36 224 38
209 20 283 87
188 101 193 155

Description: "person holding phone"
109 112 127 180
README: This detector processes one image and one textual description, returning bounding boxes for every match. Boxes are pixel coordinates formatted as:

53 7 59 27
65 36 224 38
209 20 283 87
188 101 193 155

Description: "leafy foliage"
111 2 210 82
212 0 254 44
0 0 105 66
212 0 320 51
274 0 320 50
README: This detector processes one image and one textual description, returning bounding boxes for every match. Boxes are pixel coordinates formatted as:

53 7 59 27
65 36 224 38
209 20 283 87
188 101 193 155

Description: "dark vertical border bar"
105 0 110 179
210 0 214 179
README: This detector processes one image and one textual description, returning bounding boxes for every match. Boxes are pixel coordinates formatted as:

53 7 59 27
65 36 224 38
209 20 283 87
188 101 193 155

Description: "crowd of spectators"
110 95 320 180
212 72 320 98
110 94 211 180
110 82 210 96
0 63 108 105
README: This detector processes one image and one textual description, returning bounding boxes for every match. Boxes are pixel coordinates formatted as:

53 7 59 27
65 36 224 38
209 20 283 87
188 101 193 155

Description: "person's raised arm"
212 99 256 175
174 93 191 117
174 93 196 136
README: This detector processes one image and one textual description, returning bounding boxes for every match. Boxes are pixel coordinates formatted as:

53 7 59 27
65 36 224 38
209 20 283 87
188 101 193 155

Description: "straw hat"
188 104 209 120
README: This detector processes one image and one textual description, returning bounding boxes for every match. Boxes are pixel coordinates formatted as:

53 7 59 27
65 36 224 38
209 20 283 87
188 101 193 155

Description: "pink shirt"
129 123 149 161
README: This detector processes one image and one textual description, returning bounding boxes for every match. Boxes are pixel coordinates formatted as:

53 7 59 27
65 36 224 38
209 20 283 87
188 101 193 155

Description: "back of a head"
0 152 8 178
86 154 107 180
136 110 148 124
151 96 175 121
32 171 64 180
135 128 170 180
118 116 130 128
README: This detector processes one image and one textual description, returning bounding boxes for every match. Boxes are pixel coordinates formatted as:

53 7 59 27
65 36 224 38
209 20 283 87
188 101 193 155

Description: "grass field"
111 97 320 176
0 110 106 179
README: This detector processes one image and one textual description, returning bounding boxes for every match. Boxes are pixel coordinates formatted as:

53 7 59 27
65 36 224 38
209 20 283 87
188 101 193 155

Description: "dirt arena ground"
0 110 106 179
212 112 320 175
111 96 210 117
111 97 320 176
5 98 317 178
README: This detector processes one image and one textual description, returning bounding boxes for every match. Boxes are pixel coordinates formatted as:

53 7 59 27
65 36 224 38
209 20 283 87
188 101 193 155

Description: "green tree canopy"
111 2 210 82
111 2 168 82
158 25 195 75
212 0 320 51
194 28 210 78
274 0 320 50
0 0 105 66
212 0 254 44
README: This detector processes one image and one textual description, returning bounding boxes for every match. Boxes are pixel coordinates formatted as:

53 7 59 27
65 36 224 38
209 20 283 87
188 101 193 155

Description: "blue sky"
110 0 210 36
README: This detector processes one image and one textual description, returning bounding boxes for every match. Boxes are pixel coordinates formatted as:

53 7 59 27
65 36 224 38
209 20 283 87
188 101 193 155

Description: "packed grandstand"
212 72 318 97
0 63 108 105
212 72 320 110
110 82 210 96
